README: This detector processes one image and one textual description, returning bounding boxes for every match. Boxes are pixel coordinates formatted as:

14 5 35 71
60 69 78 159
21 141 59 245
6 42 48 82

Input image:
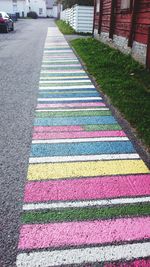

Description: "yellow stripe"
27 160 149 180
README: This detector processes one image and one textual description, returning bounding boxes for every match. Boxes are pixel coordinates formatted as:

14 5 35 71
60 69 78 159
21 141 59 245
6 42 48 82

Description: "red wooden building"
93 0 150 68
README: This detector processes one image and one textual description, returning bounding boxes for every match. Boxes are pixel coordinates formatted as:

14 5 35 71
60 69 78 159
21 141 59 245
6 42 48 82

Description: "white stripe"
42 65 81 68
23 196 150 211
44 46 70 48
44 51 73 53
44 46 69 48
40 70 85 73
42 57 77 60
44 50 73 52
39 89 95 92
38 97 101 101
42 60 79 63
39 85 95 90
36 108 108 112
39 80 92 84
40 76 89 80
32 137 129 144
43 54 75 55
29 153 139 164
16 242 150 267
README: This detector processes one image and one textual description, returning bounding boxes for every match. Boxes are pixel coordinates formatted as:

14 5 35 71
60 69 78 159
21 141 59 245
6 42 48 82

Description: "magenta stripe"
105 259 150 267
18 217 150 250
36 102 106 108
33 126 84 133
24 174 150 203
32 130 126 139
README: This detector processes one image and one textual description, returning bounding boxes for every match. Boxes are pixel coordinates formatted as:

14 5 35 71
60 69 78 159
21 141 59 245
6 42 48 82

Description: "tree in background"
56 0 94 9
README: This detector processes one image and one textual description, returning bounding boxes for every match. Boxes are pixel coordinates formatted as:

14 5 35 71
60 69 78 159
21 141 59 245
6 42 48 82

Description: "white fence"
60 5 94 33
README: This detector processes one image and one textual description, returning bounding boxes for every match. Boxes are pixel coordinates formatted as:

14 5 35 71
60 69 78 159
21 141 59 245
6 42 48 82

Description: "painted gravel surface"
16 27 150 266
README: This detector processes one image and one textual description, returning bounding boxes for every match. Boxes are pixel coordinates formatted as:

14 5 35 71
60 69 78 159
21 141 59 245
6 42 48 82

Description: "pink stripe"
105 259 150 267
32 130 126 139
24 174 150 203
18 217 150 249
33 126 84 133
36 102 106 108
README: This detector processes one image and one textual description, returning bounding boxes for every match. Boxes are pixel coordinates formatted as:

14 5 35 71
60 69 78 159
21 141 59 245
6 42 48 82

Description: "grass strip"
22 203 150 224
55 20 76 35
35 110 111 118
70 38 150 150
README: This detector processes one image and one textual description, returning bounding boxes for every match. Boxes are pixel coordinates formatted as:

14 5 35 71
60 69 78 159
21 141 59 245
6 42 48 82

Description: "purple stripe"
105 259 150 267
18 217 150 250
24 174 150 203
32 130 126 139
33 126 84 133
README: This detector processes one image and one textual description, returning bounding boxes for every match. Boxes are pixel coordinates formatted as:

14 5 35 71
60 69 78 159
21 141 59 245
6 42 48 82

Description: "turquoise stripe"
31 141 135 157
34 116 117 126
38 93 100 98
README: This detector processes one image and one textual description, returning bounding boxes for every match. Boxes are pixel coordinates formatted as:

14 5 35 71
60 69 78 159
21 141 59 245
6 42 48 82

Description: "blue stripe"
37 99 102 104
38 88 98 93
38 93 100 98
31 141 135 157
34 116 116 126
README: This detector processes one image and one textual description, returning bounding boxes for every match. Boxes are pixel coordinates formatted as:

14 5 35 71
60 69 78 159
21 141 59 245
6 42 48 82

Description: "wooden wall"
94 0 150 67
94 0 150 44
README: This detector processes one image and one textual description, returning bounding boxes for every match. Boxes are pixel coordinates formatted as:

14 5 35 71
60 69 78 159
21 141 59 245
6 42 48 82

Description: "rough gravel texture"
0 18 54 267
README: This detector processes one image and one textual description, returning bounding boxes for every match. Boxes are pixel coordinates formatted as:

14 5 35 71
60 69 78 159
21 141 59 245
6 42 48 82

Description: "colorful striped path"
16 27 150 266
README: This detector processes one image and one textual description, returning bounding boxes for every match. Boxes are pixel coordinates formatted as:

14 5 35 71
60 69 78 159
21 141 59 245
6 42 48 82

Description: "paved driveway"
0 19 150 267
0 18 55 267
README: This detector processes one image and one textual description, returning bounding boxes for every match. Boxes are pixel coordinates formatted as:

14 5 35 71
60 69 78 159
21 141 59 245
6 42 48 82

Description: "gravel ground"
0 18 54 267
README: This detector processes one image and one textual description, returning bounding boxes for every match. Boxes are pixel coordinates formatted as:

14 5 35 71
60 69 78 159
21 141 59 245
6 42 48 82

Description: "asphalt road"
0 18 150 267
0 18 54 267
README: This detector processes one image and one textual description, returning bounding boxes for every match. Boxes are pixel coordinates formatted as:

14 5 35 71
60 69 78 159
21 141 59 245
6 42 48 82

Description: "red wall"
94 0 150 45
134 0 150 44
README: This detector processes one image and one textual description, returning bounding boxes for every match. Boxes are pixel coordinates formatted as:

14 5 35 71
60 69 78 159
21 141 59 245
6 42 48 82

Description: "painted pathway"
16 27 150 266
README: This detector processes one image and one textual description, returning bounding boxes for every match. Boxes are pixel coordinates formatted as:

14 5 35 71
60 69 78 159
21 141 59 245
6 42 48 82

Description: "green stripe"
35 110 111 118
39 82 92 86
21 203 150 224
84 124 122 131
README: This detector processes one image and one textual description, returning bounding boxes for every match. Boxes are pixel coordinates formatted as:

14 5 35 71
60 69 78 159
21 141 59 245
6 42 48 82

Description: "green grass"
55 20 92 36
55 20 76 35
71 38 150 150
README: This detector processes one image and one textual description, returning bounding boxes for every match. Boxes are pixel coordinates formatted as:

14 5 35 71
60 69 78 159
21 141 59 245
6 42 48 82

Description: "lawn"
55 20 76 35
71 38 150 150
